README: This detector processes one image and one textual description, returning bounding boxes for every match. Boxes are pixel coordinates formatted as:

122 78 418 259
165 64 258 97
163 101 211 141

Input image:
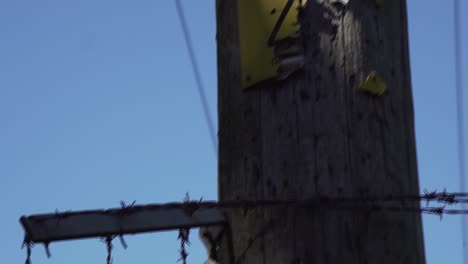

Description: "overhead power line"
453 0 467 263
175 0 218 155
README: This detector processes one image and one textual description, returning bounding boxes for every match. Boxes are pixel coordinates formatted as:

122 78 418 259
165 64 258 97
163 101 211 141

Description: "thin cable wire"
175 0 218 155
454 0 467 262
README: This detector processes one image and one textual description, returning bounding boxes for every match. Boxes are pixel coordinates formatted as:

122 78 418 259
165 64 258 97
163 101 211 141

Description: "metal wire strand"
24 243 32 264
453 0 467 262
175 0 217 155
177 227 190 264
22 236 33 264
101 236 114 264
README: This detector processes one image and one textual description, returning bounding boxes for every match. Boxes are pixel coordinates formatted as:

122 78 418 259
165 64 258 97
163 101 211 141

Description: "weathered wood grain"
217 0 425 263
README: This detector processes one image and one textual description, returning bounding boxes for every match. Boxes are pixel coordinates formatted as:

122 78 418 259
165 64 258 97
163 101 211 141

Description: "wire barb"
101 236 114 264
177 193 193 264
177 227 191 264
118 235 128 250
22 236 33 264
44 242 51 258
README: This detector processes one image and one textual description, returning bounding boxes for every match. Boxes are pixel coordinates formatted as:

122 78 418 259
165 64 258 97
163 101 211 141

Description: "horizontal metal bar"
20 204 226 243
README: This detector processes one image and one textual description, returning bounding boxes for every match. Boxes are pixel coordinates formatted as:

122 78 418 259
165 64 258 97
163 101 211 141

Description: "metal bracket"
267 0 296 47
20 203 235 264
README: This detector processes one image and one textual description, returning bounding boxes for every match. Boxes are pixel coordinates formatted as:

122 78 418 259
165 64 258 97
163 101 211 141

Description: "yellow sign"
237 0 305 89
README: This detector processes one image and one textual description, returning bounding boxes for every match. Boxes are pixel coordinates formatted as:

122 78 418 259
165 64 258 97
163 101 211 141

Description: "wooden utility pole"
217 0 426 263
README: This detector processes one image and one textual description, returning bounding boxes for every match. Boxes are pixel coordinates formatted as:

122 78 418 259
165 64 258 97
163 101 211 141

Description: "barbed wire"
27 190 468 223
21 190 468 264
177 193 196 264
44 242 51 258
100 236 114 264
21 235 32 264
91 190 467 217
177 228 190 264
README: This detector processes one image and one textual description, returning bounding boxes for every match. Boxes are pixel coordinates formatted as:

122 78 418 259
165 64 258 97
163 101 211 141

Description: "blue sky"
0 0 466 263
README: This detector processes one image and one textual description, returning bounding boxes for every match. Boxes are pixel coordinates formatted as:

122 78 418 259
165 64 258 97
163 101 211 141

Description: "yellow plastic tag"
359 71 387 96
237 0 305 89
